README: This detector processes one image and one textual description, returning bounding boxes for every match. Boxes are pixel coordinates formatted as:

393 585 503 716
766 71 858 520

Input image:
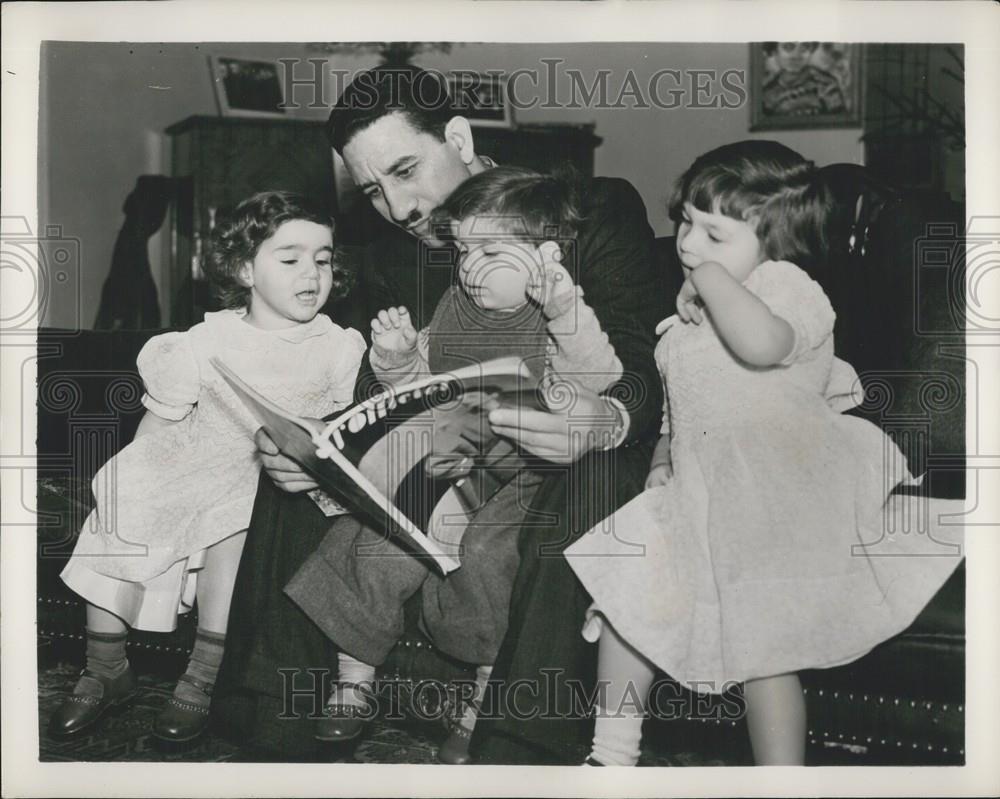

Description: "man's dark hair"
326 65 457 154
431 165 584 242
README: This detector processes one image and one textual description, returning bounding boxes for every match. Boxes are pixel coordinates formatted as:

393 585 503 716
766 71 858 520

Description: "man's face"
342 112 473 239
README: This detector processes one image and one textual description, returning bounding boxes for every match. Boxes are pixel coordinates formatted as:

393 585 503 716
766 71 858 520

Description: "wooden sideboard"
165 115 602 325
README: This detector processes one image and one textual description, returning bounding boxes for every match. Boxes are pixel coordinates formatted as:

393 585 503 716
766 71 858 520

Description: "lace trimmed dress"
565 260 963 692
61 310 365 632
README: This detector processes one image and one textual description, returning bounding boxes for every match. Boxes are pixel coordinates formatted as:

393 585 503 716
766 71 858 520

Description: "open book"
211 356 541 575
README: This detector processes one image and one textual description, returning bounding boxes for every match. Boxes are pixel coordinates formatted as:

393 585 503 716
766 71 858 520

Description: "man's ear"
444 116 476 166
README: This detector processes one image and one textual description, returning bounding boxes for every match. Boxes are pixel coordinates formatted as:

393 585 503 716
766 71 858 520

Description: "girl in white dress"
51 192 365 741
565 141 963 765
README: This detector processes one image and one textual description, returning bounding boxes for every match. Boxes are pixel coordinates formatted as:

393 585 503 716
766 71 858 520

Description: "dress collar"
207 309 334 347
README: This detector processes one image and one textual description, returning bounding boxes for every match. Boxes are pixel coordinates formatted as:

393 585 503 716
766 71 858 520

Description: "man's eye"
317 259 332 268
397 164 415 179
281 259 298 265
365 186 382 199
708 234 721 243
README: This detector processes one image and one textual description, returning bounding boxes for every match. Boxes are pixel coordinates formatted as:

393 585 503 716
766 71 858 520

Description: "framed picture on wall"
447 72 515 128
750 42 864 130
209 55 287 118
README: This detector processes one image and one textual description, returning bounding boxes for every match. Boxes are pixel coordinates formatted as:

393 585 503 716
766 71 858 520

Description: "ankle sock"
84 629 129 676
332 653 375 709
76 629 129 696
457 664 493 732
589 709 644 766
173 628 225 708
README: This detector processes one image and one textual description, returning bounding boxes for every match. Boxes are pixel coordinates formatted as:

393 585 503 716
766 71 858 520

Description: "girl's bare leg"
588 620 656 765
85 602 128 634
743 673 806 765
195 530 247 633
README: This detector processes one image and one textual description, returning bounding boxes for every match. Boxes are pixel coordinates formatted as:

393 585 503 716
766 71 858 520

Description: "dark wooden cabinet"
166 115 601 324
166 116 336 326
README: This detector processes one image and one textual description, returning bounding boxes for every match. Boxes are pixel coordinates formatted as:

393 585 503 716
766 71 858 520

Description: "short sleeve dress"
61 310 366 632
565 260 963 692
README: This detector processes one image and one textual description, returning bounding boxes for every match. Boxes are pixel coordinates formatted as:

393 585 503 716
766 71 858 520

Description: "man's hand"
676 276 703 324
526 241 576 319
487 384 622 463
371 306 418 354
255 428 318 493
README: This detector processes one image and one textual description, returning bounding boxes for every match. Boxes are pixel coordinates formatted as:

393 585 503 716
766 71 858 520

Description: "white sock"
333 652 375 709
590 710 644 766
458 664 493 732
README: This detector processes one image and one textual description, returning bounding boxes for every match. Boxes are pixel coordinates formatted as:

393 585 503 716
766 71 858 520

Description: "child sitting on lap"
285 166 626 764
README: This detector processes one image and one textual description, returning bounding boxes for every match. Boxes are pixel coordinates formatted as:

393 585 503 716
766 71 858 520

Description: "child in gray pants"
286 167 625 762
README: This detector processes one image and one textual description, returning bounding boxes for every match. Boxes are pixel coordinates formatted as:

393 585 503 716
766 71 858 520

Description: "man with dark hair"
326 64 454 155
213 64 668 765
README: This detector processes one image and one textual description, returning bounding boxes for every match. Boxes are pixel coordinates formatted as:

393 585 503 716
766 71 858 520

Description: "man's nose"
384 186 417 224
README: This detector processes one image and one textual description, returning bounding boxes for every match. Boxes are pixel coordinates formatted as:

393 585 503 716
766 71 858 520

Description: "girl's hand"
371 306 418 353
676 277 703 324
526 241 575 318
645 461 673 489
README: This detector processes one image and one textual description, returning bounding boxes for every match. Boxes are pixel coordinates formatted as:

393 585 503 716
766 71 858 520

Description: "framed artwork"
750 42 864 130
447 72 516 128
209 55 286 118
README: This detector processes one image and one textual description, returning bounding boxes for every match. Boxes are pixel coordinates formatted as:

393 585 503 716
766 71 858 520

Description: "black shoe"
152 674 212 743
437 718 473 765
314 682 372 742
47 667 138 738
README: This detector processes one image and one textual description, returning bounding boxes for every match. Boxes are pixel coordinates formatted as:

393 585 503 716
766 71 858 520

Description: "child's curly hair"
204 191 355 310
